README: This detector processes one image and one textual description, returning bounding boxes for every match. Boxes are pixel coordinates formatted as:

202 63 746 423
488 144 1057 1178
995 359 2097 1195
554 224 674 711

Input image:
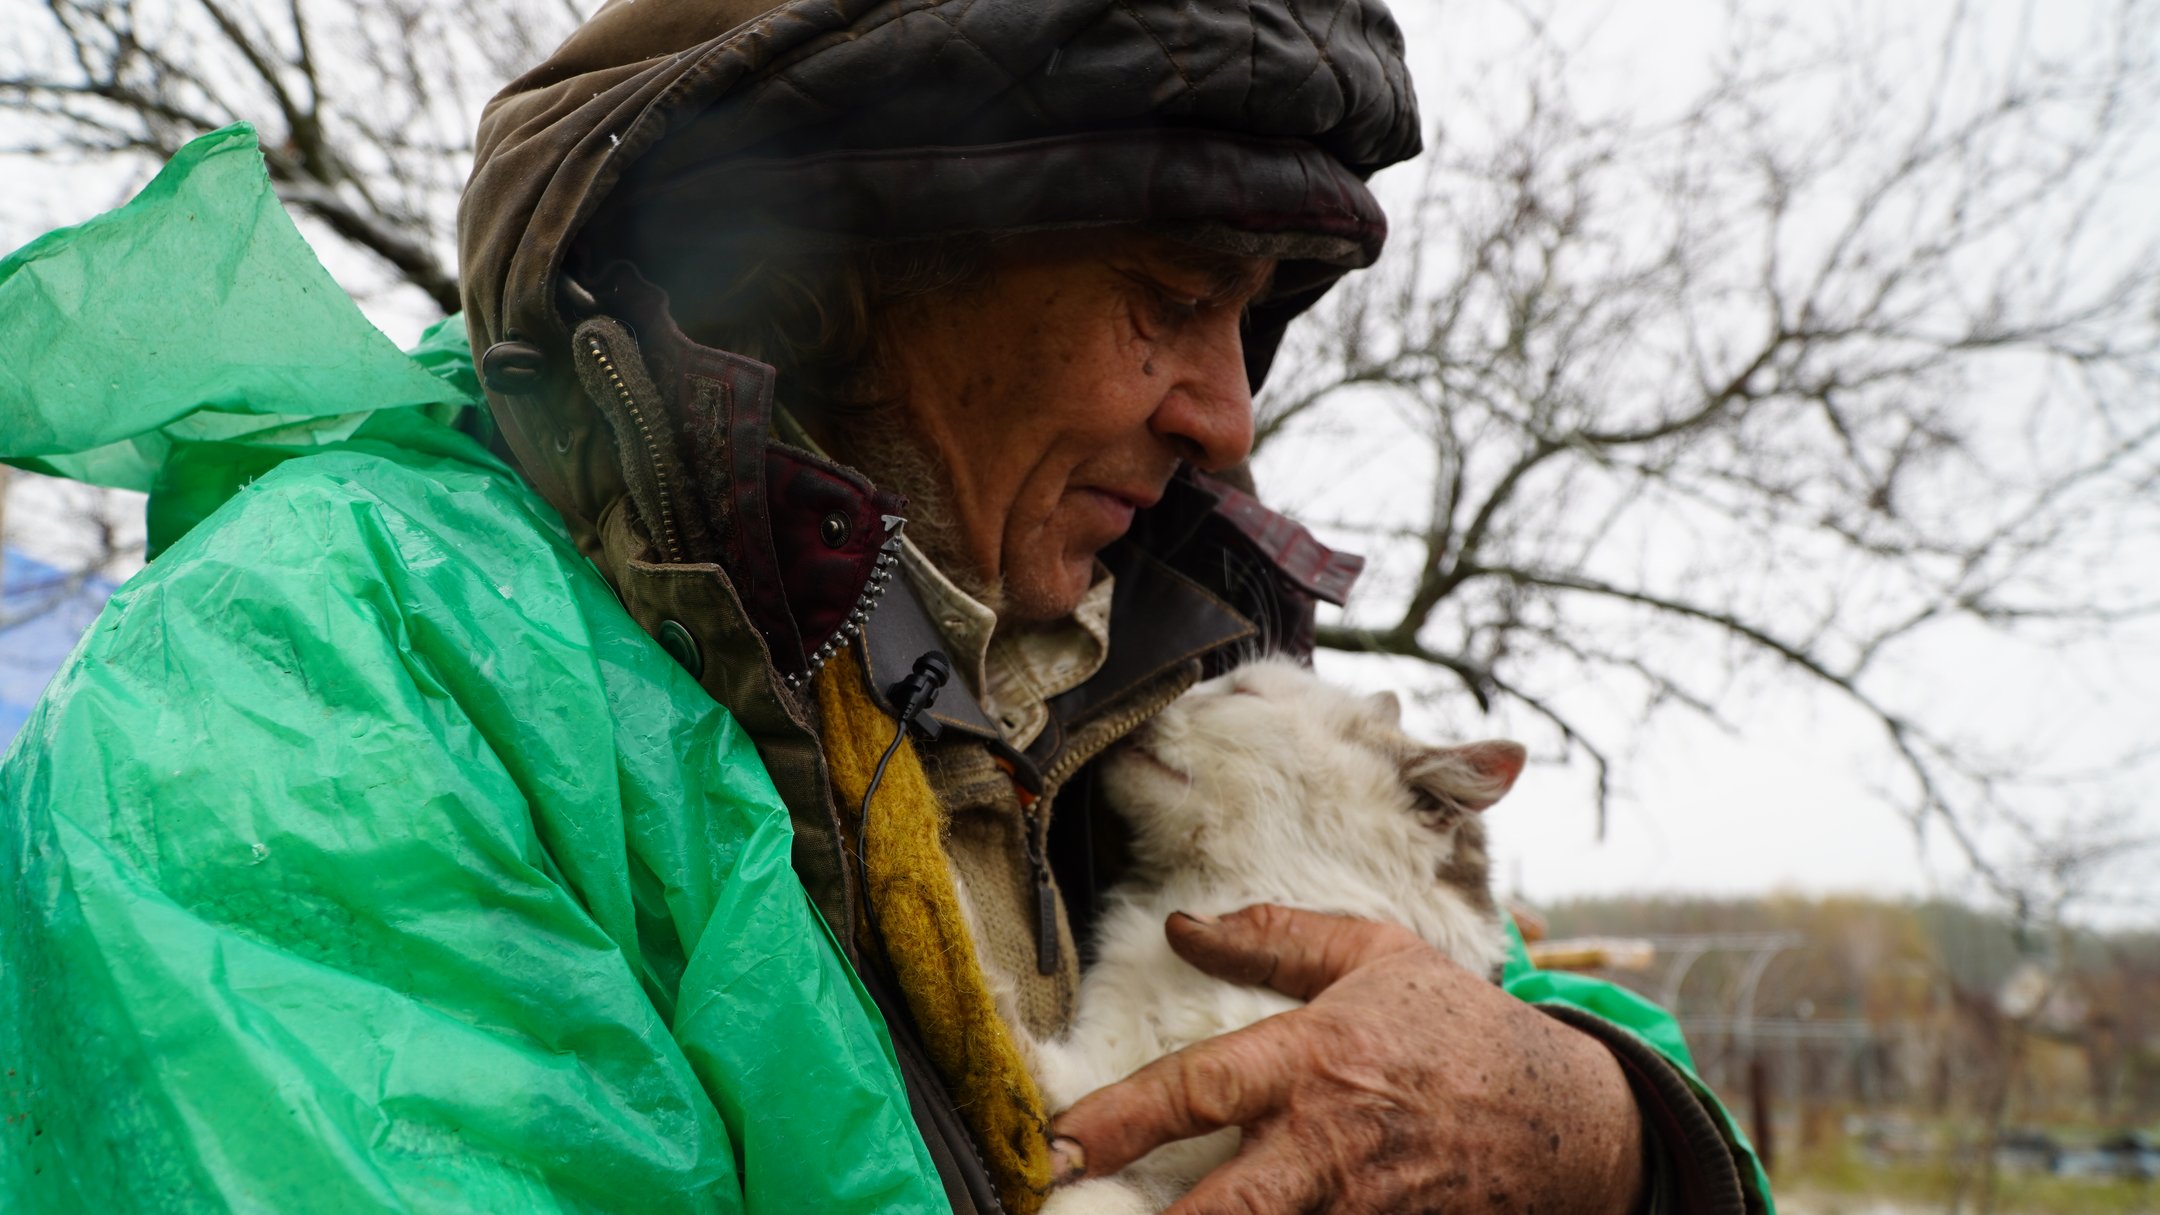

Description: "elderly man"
3 1 1766 1212
460 1 1765 1210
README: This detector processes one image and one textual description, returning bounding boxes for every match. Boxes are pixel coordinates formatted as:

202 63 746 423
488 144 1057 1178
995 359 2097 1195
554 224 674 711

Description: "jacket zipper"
1040 672 1195 793
582 334 685 564
585 327 904 689
1014 670 1198 975
788 523 903 691
994 770 1062 977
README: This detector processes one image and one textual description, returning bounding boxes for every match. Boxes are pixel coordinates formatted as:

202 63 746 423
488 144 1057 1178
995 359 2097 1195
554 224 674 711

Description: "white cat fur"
1026 657 1524 1215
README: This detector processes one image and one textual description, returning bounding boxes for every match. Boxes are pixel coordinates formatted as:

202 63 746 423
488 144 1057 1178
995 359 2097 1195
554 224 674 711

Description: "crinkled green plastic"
1 125 947 1213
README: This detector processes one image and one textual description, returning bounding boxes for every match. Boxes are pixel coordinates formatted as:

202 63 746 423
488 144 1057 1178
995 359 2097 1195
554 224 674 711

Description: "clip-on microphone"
887 651 952 735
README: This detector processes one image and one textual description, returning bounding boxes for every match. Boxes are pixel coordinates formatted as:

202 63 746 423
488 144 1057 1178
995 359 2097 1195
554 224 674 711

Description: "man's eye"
1119 270 1208 337
1151 290 1203 327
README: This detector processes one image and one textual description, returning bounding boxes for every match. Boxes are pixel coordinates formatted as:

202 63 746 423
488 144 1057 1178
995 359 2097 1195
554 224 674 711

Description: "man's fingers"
1048 1019 1297 1180
1164 1136 1330 1215
1051 909 1430 1186
1167 904 1425 1001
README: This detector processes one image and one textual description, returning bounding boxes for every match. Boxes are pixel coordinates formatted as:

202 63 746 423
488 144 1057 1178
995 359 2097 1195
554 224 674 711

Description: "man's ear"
1404 739 1527 815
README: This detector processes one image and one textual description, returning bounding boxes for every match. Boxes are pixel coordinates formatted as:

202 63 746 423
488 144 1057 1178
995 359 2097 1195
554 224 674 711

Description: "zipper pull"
1033 874 1060 976
1023 821 1061 976
996 755 1061 976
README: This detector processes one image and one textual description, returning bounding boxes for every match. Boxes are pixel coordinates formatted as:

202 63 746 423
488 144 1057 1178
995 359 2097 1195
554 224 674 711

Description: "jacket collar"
861 536 1256 773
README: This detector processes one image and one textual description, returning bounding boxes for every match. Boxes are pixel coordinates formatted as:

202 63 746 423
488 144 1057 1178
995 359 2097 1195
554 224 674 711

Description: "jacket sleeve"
0 450 944 1214
1502 925 1776 1215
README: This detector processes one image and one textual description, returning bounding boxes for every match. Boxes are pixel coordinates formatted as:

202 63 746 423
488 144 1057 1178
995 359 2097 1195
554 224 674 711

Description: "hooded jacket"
453 0 1410 944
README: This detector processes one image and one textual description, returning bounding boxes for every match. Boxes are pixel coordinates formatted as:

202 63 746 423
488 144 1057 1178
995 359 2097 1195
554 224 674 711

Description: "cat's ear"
1365 690 1403 725
1405 739 1527 816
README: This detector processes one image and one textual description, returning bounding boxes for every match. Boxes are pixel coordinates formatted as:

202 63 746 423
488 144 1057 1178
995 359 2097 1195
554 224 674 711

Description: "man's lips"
1072 486 1159 534
1080 485 1160 510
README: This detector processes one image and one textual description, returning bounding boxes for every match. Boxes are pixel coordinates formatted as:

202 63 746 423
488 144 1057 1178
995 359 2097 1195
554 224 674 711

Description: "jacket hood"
459 0 1420 544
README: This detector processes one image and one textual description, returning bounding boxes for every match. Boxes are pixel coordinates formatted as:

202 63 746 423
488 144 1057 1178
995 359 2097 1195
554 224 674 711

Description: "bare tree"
1259 1 2160 885
1265 13 2160 1185
1937 810 2144 1214
2 0 588 313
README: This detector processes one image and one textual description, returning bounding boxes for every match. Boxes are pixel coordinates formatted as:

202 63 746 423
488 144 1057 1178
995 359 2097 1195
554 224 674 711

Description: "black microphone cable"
856 651 951 951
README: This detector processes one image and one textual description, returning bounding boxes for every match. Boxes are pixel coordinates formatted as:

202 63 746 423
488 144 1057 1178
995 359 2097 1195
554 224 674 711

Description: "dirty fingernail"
1050 1135 1087 1183
1173 909 1219 926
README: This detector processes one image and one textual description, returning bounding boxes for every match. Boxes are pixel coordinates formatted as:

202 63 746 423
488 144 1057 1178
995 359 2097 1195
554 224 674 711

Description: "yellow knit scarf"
815 650 1053 1214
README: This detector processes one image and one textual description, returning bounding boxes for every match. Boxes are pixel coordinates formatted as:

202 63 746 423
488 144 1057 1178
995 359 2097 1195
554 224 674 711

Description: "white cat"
1031 657 1526 1215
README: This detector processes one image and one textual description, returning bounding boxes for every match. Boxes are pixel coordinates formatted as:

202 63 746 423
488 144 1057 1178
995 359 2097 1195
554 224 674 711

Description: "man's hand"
1046 905 1646 1215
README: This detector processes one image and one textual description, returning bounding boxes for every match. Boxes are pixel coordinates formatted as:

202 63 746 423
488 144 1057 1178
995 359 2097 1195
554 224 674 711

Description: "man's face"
875 230 1271 622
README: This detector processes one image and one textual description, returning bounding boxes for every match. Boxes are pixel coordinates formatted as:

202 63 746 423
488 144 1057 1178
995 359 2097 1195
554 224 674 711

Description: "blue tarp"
0 548 113 748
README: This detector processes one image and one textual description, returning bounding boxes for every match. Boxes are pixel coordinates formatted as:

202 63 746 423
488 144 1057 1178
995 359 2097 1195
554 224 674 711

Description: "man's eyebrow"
1159 247 1276 302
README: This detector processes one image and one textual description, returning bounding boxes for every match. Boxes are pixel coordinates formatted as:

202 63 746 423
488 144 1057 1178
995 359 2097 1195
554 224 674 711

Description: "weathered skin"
1048 906 1646 1215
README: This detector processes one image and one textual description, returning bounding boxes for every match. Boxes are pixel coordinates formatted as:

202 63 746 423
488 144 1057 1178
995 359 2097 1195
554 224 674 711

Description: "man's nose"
1151 312 1256 472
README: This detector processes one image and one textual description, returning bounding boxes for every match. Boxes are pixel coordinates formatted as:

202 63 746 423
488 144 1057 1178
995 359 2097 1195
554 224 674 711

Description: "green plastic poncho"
1 125 946 1213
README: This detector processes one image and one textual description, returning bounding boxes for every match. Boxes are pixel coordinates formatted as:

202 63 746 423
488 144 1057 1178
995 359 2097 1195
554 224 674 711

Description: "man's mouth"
1080 485 1160 511
1072 486 1157 535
